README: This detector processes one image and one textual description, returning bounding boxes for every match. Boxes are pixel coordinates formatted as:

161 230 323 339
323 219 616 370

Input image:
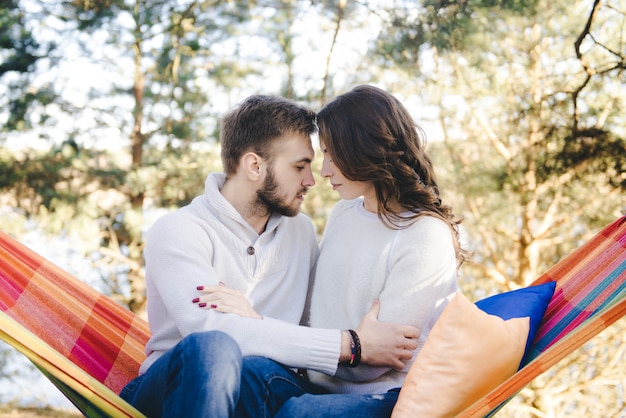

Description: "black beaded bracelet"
347 329 361 368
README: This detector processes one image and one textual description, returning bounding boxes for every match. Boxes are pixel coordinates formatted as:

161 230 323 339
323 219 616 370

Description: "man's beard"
256 168 303 218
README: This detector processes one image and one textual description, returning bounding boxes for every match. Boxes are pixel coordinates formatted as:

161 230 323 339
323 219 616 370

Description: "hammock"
0 216 624 417
460 215 626 417
0 232 149 417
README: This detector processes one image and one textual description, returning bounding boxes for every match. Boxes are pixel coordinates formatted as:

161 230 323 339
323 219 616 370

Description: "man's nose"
303 167 316 186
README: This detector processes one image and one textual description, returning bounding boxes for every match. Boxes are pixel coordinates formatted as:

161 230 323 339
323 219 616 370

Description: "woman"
200 85 468 417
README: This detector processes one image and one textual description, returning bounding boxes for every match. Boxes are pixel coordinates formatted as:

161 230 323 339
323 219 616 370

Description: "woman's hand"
192 283 262 319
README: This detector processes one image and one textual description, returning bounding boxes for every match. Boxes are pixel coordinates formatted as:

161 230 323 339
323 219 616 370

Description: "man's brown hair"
220 95 317 177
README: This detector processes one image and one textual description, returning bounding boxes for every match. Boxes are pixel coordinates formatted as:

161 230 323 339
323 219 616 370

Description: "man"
120 94 418 417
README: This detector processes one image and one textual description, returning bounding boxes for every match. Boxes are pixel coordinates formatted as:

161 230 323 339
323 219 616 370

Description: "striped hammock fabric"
0 231 149 417
460 216 626 417
0 216 624 417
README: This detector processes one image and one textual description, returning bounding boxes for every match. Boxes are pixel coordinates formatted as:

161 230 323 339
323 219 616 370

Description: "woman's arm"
195 284 419 370
334 216 458 381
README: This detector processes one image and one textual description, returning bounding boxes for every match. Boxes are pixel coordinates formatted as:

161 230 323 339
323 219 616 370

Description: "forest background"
0 0 625 416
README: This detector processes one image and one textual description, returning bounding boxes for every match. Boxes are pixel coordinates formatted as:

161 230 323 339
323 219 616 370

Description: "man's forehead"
273 133 314 159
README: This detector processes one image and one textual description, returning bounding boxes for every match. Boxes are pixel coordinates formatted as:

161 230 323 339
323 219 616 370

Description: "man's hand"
354 299 419 370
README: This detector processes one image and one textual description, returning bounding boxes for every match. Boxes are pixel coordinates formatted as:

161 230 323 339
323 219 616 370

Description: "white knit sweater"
306 198 459 394
139 173 341 376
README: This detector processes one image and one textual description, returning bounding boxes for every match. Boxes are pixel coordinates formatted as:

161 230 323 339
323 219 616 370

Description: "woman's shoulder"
327 198 367 221
336 198 361 209
411 213 449 229
389 215 456 261
401 214 453 241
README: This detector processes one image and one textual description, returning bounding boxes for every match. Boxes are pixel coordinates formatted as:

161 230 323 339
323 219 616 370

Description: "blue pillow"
475 281 556 367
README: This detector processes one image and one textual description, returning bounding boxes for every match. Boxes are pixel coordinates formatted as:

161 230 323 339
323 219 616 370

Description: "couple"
120 85 467 417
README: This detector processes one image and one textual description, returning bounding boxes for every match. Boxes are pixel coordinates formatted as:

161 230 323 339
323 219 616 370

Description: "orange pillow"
392 293 528 418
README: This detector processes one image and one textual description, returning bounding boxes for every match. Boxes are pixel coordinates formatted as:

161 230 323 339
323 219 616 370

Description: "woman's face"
320 139 377 211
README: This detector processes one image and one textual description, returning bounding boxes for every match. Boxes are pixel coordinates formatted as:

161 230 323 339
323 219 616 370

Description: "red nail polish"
199 302 207 308
211 304 218 309
192 298 199 303
196 286 204 290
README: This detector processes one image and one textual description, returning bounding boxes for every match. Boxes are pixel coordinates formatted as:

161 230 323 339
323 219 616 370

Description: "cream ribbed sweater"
307 198 459 394
140 173 341 375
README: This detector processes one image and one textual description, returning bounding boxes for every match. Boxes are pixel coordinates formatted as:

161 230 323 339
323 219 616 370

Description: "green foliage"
0 0 59 132
538 127 626 188
70 0 138 29
375 0 626 290
141 146 221 208
0 142 124 231
373 0 541 68
0 0 42 75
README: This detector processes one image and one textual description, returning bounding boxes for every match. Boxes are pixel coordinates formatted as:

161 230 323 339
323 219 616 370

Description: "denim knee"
121 331 243 418
276 390 401 418
241 356 279 375
181 331 242 362
276 395 321 418
238 357 309 418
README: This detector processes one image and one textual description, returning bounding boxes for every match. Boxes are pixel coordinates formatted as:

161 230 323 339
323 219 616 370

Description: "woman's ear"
241 152 264 181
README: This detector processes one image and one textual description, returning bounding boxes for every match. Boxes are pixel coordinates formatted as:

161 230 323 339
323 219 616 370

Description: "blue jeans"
276 390 400 418
120 331 242 418
237 356 400 418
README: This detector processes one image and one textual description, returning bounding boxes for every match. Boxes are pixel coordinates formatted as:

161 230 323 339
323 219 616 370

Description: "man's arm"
145 213 343 375
195 286 419 370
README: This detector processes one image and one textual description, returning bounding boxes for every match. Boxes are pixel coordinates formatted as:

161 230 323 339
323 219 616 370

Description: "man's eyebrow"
295 157 313 164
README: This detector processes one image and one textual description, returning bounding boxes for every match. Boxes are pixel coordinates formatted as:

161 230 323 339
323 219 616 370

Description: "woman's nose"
321 157 332 178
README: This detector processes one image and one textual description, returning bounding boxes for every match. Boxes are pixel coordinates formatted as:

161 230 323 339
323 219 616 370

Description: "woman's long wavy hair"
317 85 470 266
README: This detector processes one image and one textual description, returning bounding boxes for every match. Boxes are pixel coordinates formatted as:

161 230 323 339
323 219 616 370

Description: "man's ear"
241 152 264 181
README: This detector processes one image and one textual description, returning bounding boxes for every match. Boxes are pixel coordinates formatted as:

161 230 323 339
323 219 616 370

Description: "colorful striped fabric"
0 216 624 417
0 230 149 417
459 216 626 417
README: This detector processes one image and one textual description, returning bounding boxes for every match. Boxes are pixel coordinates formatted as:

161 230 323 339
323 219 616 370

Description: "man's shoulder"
274 213 316 245
148 201 206 236
284 212 316 232
153 202 191 221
